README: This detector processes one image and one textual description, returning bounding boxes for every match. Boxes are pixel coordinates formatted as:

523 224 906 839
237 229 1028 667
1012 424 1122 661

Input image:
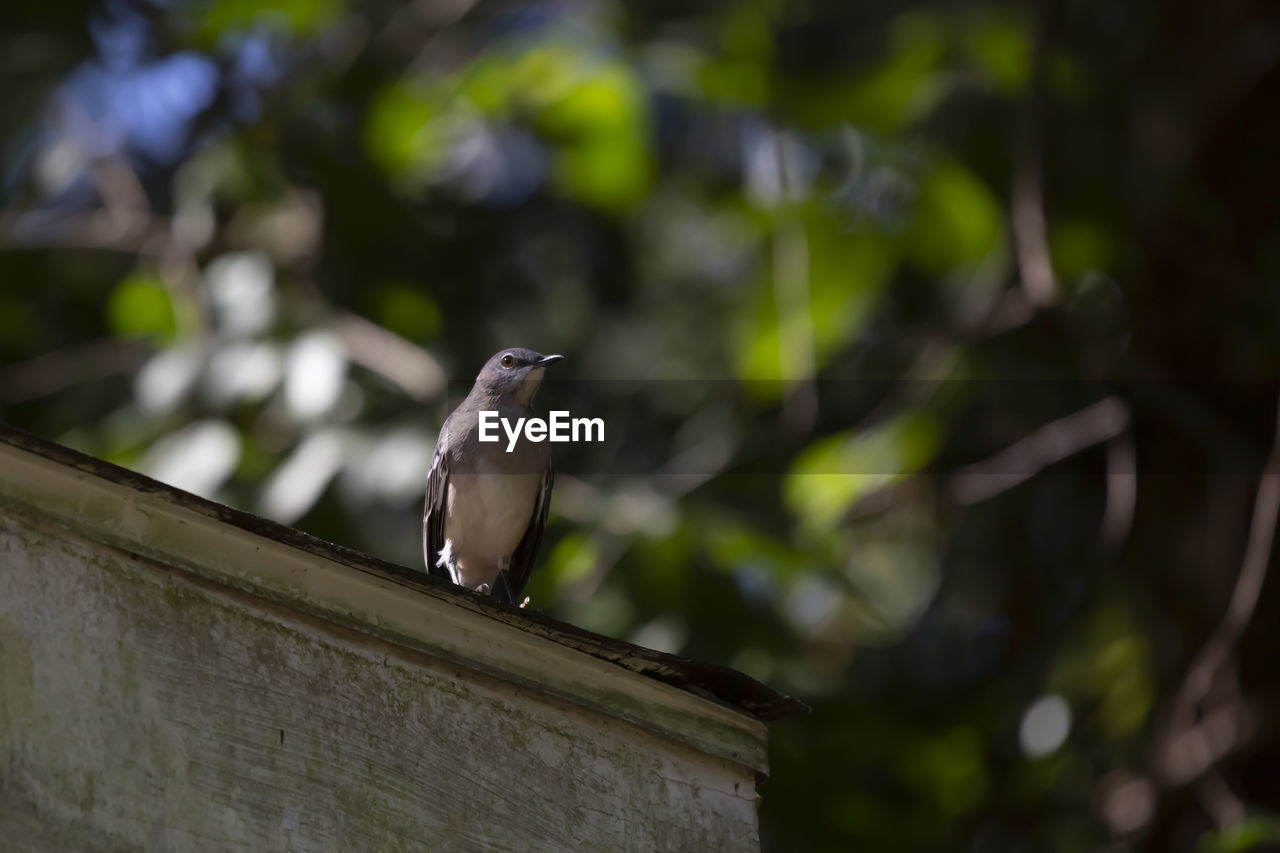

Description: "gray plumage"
423 348 562 604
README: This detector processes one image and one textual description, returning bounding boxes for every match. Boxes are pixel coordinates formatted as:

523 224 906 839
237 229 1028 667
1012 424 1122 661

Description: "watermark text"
479 410 605 452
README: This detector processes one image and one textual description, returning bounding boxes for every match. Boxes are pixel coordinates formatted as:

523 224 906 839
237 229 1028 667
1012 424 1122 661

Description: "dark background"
2 1 1279 849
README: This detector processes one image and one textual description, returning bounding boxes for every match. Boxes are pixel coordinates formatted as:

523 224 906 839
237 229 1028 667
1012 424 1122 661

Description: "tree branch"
1170 396 1280 721
948 396 1130 505
1011 0 1059 307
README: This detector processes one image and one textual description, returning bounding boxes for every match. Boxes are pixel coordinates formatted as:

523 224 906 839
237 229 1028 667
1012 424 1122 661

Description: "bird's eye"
500 354 516 368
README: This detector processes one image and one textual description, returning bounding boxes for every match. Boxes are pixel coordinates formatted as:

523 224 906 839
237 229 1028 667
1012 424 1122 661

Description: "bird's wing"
494 459 554 605
422 432 452 583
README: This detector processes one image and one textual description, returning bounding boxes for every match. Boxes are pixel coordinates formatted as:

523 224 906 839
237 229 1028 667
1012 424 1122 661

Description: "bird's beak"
535 354 565 366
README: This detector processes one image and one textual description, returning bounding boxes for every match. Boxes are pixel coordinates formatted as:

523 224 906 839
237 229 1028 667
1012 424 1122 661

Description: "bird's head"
474 348 564 405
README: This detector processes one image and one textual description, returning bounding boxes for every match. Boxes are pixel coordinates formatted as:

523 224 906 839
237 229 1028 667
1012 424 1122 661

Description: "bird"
423 348 562 605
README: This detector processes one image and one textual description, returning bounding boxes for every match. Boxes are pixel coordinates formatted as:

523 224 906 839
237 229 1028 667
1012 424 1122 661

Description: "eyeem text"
478 410 605 452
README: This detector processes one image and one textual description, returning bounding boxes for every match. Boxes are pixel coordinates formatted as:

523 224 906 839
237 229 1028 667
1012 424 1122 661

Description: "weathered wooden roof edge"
0 423 807 725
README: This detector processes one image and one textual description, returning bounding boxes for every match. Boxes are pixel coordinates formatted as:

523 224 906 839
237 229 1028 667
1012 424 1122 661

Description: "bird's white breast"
444 464 541 590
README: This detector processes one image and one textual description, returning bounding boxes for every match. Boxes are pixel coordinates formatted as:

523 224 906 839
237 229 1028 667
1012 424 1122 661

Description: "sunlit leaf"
538 64 642 137
513 42 594 110
1201 815 1280 853
551 135 652 211
719 5 774 61
548 532 599 589
107 274 176 342
1051 606 1155 738
808 220 896 348
195 0 344 42
842 13 947 132
457 55 519 114
734 216 896 390
538 63 654 210
703 519 808 581
964 16 1031 94
365 83 439 178
907 159 1004 274
697 58 770 108
784 411 940 529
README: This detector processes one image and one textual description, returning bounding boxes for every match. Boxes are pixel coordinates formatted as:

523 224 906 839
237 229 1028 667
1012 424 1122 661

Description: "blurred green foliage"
107 274 177 341
2 0 1279 850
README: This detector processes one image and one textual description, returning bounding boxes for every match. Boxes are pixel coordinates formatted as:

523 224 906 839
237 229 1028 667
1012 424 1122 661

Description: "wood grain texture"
0 509 760 851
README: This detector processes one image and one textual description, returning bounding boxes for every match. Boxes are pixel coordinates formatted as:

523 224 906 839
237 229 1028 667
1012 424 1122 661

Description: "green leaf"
538 62 654 211
784 411 940 529
375 286 440 341
551 134 653 212
733 215 896 390
1050 219 1116 281
702 517 808 582
1201 815 1280 853
364 83 439 178
107 275 176 342
697 58 770 108
842 13 947 133
194 0 344 42
547 532 598 588
1051 606 1154 738
457 55 519 115
908 160 1004 274
964 16 1031 94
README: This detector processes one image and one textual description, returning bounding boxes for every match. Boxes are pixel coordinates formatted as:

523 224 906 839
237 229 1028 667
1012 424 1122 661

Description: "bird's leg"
491 557 520 604
475 557 510 597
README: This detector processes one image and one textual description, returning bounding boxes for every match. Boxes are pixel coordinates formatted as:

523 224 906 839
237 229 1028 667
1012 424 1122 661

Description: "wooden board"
0 508 760 851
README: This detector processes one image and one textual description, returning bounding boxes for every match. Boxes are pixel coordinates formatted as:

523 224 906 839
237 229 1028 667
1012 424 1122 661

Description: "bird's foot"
476 583 491 595
519 596 531 609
